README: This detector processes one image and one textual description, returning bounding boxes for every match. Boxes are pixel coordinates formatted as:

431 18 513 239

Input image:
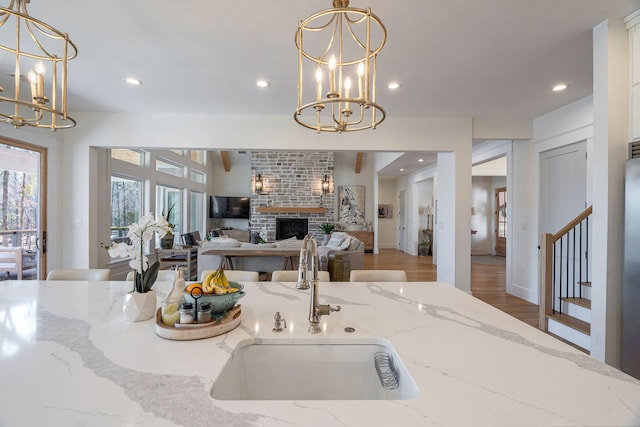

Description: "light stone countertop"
1 279 639 427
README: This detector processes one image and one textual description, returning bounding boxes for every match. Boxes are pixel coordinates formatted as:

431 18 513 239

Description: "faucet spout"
297 235 341 334
296 234 317 290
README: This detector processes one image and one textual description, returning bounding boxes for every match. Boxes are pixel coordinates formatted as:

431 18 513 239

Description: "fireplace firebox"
276 218 308 240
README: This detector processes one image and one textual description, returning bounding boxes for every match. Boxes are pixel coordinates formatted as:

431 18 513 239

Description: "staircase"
539 206 592 351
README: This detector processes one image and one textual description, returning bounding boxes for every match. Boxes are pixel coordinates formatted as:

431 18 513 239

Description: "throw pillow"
338 236 353 250
348 237 362 251
326 234 347 249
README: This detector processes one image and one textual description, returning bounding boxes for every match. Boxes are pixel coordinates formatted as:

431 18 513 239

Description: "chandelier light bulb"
329 55 337 93
27 70 37 83
315 66 323 100
34 61 45 76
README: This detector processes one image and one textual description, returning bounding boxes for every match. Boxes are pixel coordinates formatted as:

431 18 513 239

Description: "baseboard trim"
507 282 538 305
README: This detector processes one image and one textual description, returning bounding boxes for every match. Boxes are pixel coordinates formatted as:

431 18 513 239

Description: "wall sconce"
254 174 264 194
321 175 330 194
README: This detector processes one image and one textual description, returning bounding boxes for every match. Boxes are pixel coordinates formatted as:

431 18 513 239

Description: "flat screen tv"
209 196 250 219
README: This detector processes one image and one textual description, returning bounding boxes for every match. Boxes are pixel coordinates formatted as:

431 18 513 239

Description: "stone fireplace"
276 218 308 240
250 151 334 242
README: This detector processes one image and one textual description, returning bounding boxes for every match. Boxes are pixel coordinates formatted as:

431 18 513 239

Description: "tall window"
156 185 181 238
111 176 142 244
190 191 204 236
190 150 205 164
156 158 184 177
111 149 144 166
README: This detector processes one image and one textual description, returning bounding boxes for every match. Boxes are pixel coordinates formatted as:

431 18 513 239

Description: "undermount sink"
210 338 419 400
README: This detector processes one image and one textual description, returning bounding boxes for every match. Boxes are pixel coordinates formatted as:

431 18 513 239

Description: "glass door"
0 139 47 279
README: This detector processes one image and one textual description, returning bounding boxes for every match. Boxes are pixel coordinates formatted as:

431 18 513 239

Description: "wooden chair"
349 270 407 282
271 270 330 282
46 269 111 281
200 270 259 282
125 270 178 282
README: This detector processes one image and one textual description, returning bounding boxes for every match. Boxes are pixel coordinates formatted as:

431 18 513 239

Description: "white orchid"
106 213 172 293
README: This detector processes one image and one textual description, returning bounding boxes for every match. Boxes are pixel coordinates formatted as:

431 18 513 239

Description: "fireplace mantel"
256 207 326 214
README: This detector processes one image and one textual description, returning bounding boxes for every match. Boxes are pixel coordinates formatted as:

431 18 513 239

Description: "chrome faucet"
297 234 341 333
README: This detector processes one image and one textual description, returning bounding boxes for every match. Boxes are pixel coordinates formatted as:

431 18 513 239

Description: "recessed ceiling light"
388 82 400 90
418 158 424 162
257 79 270 88
552 83 568 92
125 77 142 85
399 168 405 172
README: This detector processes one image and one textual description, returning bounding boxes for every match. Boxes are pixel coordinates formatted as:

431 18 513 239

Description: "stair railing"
539 206 592 330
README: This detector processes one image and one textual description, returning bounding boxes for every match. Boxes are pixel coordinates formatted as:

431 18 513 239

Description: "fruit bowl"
184 281 245 314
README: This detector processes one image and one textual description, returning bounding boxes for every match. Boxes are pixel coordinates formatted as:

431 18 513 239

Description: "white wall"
377 179 398 248
591 18 628 366
207 151 252 231
334 152 376 226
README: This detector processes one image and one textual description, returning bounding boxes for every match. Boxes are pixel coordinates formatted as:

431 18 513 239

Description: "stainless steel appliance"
622 142 640 380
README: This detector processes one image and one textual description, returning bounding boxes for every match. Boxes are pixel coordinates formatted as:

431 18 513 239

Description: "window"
156 157 184 177
111 176 142 244
190 191 204 237
111 149 144 166
170 149 183 156
157 185 181 238
190 150 205 164
191 169 205 183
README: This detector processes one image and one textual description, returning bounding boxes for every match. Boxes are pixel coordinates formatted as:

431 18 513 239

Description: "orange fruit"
185 283 203 294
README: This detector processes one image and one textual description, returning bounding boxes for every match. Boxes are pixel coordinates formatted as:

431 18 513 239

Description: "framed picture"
338 185 365 224
378 204 393 219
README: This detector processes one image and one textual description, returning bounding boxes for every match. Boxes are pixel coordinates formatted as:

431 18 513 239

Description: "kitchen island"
1 279 639 426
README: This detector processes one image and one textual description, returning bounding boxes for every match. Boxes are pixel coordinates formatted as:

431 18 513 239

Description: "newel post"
539 233 554 331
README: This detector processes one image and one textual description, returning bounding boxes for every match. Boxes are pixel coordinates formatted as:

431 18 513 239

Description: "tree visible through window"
0 167 38 247
111 176 142 244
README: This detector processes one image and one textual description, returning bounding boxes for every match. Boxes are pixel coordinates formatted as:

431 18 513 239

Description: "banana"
202 272 216 293
201 268 239 294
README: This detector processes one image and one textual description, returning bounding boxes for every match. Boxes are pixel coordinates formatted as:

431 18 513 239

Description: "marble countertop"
1 279 639 427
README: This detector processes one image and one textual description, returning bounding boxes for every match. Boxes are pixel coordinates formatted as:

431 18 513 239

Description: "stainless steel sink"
210 338 419 400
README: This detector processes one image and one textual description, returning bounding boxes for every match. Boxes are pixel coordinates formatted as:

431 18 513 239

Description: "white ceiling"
3 0 639 175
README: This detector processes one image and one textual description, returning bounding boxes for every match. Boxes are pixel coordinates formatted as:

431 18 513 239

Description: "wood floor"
363 249 539 328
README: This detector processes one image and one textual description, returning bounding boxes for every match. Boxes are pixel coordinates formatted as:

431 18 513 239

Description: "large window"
156 157 184 177
111 176 142 244
156 185 181 239
190 191 204 237
190 150 205 164
111 149 144 166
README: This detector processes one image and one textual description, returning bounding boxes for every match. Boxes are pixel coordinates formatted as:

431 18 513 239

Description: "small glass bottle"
161 269 186 327
180 302 195 324
197 302 212 323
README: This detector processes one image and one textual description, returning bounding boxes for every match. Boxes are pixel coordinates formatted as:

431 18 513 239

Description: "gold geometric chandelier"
295 0 386 133
0 0 77 130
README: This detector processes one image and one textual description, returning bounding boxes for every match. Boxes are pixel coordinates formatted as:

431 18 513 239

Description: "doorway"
0 138 47 279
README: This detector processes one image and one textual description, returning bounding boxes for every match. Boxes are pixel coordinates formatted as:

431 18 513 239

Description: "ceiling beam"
220 151 231 172
355 152 363 174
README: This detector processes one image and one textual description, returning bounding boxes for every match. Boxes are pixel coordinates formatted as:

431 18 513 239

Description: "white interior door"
540 141 587 233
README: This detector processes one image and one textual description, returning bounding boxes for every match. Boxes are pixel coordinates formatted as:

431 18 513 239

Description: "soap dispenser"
161 269 186 326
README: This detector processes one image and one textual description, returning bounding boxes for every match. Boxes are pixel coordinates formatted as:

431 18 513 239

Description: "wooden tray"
155 304 241 340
